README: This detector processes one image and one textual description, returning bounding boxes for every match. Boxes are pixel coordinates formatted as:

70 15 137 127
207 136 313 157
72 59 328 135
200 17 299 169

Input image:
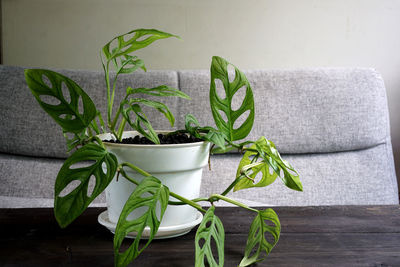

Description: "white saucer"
98 210 203 239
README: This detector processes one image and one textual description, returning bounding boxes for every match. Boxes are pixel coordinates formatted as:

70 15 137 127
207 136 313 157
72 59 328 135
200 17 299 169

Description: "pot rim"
98 131 208 149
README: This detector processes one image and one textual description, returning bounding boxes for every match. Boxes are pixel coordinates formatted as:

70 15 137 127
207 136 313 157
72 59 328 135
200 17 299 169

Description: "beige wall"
2 0 400 179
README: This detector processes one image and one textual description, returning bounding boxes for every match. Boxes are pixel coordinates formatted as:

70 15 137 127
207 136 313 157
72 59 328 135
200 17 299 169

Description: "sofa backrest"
0 65 397 206
178 68 391 154
0 65 179 159
1 66 391 157
178 68 398 206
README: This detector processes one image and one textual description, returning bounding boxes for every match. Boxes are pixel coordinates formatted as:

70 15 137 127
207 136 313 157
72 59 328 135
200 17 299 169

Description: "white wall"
3 0 400 180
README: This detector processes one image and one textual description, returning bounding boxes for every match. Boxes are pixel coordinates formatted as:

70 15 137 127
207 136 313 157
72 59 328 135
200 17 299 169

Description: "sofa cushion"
201 141 398 206
0 153 106 207
0 65 397 208
0 65 179 158
178 68 390 154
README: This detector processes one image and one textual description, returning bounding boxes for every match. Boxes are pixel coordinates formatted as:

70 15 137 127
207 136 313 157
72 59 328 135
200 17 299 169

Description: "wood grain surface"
1 206 399 266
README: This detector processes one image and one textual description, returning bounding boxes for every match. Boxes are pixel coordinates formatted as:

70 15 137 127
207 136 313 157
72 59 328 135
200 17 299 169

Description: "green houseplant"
24 28 303 267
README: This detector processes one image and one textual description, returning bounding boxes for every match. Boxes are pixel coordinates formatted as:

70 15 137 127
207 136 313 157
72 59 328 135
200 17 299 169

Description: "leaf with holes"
184 114 226 149
24 69 97 134
127 85 191 100
195 206 225 267
117 55 146 75
210 56 254 141
102 29 179 63
234 140 278 192
120 100 161 144
185 114 201 137
254 137 303 192
203 128 226 150
54 143 117 228
63 131 89 152
239 208 280 267
127 98 176 126
114 176 169 267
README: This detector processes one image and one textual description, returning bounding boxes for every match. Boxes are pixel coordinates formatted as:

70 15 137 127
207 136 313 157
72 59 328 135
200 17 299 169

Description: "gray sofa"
0 65 398 207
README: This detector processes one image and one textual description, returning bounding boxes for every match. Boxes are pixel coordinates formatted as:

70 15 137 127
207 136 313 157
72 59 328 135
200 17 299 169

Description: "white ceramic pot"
99 131 210 228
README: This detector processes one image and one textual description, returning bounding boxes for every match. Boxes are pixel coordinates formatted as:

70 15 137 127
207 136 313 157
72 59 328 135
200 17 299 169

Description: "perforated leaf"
120 100 162 144
128 98 175 126
185 114 201 137
210 56 254 141
256 137 303 192
102 29 178 62
114 176 169 267
126 85 190 99
234 137 302 192
184 114 226 149
116 55 146 75
25 69 97 134
239 209 280 267
234 140 278 192
63 131 88 152
195 206 225 267
203 128 226 150
54 143 118 228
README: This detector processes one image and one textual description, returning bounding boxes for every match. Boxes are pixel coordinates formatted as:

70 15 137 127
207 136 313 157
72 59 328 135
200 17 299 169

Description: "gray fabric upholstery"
178 68 390 154
202 142 398 206
0 65 397 208
0 153 106 208
0 196 106 208
0 65 179 159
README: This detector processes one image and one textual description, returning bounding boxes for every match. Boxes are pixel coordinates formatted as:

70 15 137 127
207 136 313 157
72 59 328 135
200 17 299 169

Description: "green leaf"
239 209 280 267
114 176 169 267
210 145 236 154
117 55 146 75
185 114 201 136
54 143 118 228
128 98 175 126
63 131 89 152
234 141 278 192
195 206 225 267
184 114 227 149
25 69 97 134
234 137 302 192
120 100 164 144
210 56 255 141
127 85 191 100
256 137 303 192
102 29 179 62
203 128 226 150
211 140 255 154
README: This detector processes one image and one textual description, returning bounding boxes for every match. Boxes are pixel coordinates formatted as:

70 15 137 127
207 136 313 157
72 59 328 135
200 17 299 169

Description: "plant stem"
116 118 127 141
168 197 208 205
209 194 258 213
169 192 206 213
120 162 206 213
96 112 106 133
111 129 119 141
110 108 121 131
165 129 190 136
119 170 139 185
93 136 106 149
220 174 245 196
228 141 254 152
105 62 112 126
110 76 118 123
89 121 100 135
120 162 151 177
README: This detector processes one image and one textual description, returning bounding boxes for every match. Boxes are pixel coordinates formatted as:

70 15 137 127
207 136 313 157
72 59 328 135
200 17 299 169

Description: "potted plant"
100 130 210 234
24 28 303 267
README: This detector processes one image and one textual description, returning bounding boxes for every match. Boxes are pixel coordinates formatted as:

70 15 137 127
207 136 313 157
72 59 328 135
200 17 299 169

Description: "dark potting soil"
104 133 203 145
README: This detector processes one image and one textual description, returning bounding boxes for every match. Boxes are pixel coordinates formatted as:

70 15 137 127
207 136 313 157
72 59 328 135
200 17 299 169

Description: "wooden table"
1 206 400 266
